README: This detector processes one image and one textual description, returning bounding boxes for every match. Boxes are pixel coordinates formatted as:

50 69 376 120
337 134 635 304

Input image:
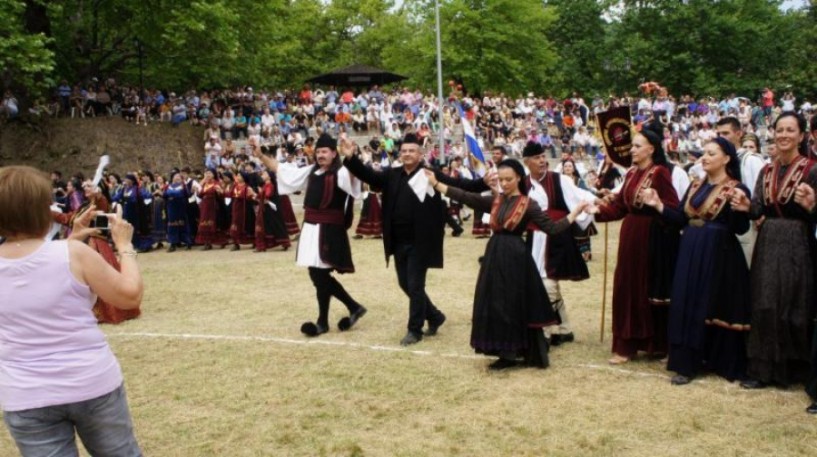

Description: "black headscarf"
711 136 742 182
639 121 669 167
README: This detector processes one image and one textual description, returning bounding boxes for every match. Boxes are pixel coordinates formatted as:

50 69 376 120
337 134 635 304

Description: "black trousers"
393 243 445 335
308 267 360 327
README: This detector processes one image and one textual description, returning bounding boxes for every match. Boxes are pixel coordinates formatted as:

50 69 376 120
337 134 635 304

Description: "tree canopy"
4 0 816 100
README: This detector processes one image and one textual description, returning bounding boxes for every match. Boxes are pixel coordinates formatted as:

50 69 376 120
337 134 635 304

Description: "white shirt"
277 164 361 269
739 149 765 193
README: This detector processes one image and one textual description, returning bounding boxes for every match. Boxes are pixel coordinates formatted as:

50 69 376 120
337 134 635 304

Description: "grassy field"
2 221 816 456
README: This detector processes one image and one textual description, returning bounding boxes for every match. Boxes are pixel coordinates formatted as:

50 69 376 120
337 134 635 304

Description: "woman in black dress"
426 160 587 370
731 112 817 414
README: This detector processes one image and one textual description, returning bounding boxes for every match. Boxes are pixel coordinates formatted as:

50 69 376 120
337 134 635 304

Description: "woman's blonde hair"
0 166 53 239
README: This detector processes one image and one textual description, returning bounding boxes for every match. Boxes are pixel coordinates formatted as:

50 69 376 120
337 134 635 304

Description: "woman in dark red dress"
354 184 383 238
254 170 290 252
227 171 256 251
195 169 227 250
278 193 300 238
590 122 681 364
83 182 141 324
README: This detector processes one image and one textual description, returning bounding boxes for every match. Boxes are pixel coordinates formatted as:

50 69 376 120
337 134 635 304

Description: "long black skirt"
471 232 559 367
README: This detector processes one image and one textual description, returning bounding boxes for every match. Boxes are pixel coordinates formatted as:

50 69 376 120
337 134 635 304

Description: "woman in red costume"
588 122 680 364
227 171 256 251
81 182 141 324
254 169 291 252
195 168 228 250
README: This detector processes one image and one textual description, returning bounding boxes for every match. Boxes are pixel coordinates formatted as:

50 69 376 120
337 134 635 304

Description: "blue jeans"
4 384 142 457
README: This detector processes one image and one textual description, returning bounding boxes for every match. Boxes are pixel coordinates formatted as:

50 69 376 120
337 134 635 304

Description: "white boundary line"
107 331 803 397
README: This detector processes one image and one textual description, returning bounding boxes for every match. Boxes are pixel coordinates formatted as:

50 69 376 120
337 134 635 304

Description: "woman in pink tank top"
0 166 144 456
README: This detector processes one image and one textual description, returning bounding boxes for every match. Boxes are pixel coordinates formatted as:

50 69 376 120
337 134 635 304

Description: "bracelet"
119 250 138 258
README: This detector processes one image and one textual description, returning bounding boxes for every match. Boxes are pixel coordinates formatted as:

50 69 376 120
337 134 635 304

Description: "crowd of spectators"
6 78 817 181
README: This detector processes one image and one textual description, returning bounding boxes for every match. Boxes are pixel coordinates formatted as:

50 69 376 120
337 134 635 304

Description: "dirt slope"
0 118 205 175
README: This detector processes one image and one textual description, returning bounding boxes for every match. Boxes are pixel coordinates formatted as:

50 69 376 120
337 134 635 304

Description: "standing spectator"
0 166 143 456
762 87 774 125
1 90 19 119
57 80 72 115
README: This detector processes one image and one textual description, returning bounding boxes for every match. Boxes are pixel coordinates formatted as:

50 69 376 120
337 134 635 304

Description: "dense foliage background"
3 0 816 101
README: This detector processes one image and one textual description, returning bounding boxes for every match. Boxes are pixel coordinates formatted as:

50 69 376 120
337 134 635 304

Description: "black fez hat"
316 133 337 150
402 133 421 146
522 141 545 158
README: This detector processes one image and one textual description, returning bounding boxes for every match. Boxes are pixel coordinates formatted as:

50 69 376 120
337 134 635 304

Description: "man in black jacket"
340 133 490 345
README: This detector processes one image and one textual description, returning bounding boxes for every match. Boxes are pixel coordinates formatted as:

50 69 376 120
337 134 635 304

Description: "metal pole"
435 0 445 164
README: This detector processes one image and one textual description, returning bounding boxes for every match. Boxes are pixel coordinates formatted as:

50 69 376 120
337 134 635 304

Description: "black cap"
522 141 544 158
316 133 337 150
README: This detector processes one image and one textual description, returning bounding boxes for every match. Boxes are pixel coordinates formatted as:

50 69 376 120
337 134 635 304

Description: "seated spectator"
352 110 366 132
96 86 112 116
84 86 98 117
171 99 187 126
221 109 236 139
205 136 223 169
234 112 248 139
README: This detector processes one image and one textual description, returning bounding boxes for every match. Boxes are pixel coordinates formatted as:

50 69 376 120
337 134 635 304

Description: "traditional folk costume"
523 144 594 343
598 162 624 191
660 140 752 382
52 193 142 324
595 164 680 358
279 194 301 238
184 176 201 242
148 182 167 246
112 177 154 252
355 186 383 238
276 134 366 336
86 195 141 324
445 183 570 368
164 182 193 249
195 180 228 247
228 179 256 248
745 154 817 389
254 177 291 251
471 211 492 237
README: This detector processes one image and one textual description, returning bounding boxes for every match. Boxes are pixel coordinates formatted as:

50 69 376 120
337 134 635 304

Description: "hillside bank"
0 118 205 174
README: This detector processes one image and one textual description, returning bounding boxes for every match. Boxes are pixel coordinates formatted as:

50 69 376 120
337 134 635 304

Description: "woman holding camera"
0 166 144 455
